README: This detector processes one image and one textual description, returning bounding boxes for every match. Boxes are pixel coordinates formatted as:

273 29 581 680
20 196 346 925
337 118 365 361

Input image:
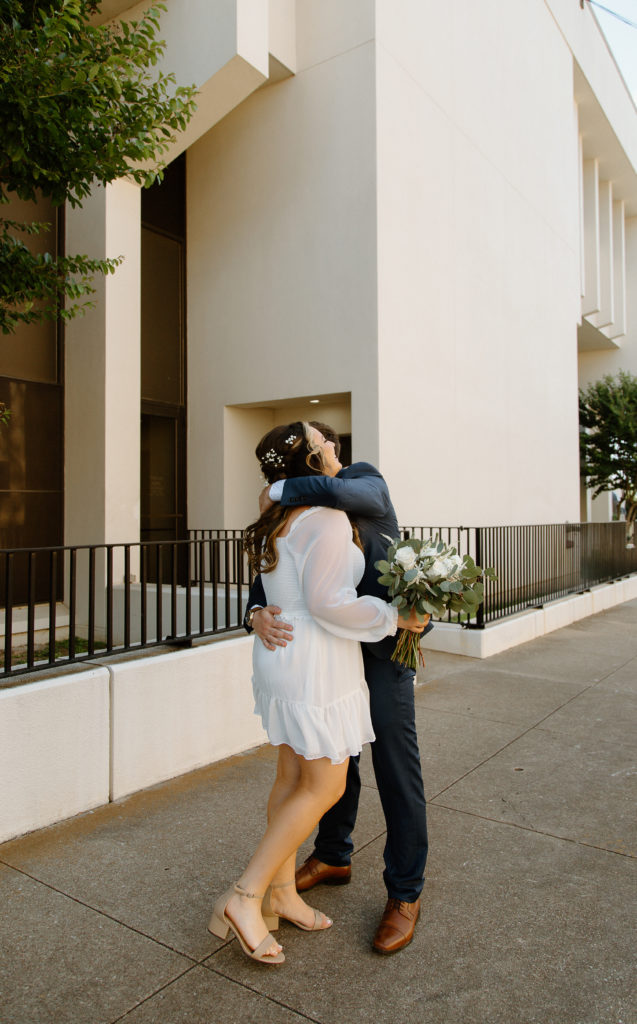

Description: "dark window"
140 155 187 581
0 196 63 603
339 433 352 468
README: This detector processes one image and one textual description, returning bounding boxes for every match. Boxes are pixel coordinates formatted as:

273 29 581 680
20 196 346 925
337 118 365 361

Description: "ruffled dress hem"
253 683 375 766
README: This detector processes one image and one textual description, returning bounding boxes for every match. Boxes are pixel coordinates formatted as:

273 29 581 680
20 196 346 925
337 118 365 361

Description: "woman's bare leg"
224 746 348 953
266 743 301 823
264 748 332 929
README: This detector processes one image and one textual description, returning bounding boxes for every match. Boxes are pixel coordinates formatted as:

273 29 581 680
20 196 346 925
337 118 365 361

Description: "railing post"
124 546 131 650
475 527 485 628
27 552 36 669
185 540 192 636
68 549 77 661
88 548 96 657
156 545 163 643
4 553 13 675
48 550 57 664
171 544 178 639
106 546 114 652
140 544 147 646
198 540 205 635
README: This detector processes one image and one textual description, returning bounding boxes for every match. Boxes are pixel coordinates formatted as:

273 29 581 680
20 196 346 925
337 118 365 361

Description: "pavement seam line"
201 961 324 1023
107 961 201 1024
427 659 637 803
0 860 207 962
352 650 637 861
350 831 388 859
430 802 636 859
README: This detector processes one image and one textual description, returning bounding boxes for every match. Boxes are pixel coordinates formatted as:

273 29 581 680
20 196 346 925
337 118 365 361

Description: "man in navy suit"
245 423 432 954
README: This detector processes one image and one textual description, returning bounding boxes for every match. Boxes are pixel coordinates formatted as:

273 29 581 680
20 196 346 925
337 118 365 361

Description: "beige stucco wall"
374 0 583 526
187 0 378 528
65 180 142 552
218 400 352 529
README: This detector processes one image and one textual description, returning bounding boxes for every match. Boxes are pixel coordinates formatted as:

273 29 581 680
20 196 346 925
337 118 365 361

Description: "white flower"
425 554 465 581
394 546 418 571
447 554 464 576
426 558 449 579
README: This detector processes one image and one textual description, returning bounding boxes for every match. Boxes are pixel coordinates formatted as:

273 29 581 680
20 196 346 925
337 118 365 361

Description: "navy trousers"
312 650 428 903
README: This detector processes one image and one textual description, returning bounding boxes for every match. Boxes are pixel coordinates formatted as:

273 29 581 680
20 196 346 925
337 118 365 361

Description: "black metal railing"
401 523 637 626
1 535 251 683
188 530 248 586
1 523 635 683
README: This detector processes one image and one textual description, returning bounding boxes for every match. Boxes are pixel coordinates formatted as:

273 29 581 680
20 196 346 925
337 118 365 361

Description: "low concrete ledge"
423 575 637 659
108 635 266 801
0 637 266 841
0 667 110 844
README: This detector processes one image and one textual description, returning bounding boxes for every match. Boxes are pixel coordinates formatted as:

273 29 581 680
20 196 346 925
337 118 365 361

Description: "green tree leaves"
0 0 197 333
580 371 637 545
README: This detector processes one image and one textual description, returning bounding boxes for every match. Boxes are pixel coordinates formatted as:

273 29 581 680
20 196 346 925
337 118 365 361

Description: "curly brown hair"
244 421 326 573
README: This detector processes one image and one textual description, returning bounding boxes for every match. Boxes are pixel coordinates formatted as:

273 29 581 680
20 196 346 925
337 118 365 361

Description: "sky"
589 0 637 103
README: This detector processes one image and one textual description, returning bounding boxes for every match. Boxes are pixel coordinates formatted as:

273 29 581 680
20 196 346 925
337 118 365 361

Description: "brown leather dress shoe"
294 855 352 892
372 897 420 954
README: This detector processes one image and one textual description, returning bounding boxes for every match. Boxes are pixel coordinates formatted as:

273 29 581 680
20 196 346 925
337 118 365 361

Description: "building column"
65 180 141 574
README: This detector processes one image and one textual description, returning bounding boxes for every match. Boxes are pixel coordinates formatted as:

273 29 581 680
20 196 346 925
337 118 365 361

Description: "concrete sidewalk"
1 601 636 1024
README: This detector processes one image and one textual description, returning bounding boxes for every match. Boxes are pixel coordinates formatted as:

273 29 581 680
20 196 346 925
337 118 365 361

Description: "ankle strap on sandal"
234 884 264 900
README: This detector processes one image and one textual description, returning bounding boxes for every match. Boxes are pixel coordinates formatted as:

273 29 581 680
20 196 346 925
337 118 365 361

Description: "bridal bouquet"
376 535 497 670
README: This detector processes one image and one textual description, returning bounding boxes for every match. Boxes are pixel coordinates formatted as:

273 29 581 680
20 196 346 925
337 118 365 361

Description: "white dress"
252 506 398 764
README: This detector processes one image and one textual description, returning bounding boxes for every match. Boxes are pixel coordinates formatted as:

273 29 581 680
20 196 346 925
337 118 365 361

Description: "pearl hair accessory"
261 448 284 468
285 435 297 445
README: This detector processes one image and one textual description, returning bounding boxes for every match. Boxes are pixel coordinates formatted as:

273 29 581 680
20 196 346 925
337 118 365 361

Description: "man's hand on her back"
253 606 294 650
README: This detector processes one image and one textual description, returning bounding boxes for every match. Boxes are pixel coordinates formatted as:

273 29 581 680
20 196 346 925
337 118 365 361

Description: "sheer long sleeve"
286 508 398 642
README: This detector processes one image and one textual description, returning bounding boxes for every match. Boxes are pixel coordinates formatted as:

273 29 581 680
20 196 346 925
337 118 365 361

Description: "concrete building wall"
187 0 379 529
374 0 582 526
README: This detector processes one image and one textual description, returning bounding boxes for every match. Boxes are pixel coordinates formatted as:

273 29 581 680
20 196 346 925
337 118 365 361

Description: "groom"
245 423 432 954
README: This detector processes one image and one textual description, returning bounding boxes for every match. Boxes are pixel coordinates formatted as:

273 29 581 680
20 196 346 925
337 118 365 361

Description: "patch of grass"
11 636 107 666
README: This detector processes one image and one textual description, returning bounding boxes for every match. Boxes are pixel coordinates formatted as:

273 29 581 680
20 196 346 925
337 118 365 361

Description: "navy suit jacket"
245 462 434 659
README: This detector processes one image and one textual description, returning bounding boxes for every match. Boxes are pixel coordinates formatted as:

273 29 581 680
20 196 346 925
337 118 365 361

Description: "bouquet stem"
391 628 425 671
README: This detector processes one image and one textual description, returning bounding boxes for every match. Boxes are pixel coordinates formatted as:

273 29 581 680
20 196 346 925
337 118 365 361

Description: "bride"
208 421 424 964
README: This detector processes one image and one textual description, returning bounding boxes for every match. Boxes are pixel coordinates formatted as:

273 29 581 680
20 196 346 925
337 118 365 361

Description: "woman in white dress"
208 421 424 964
